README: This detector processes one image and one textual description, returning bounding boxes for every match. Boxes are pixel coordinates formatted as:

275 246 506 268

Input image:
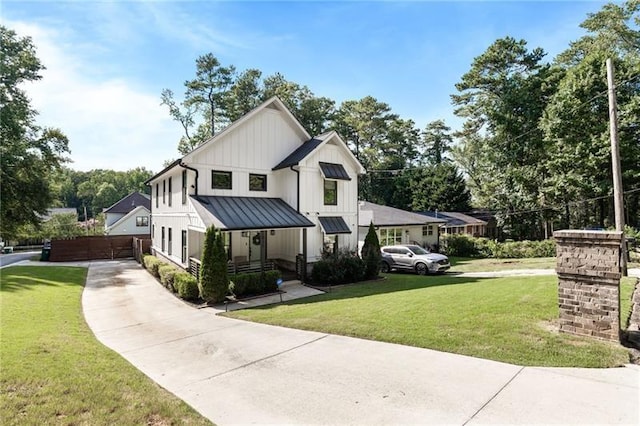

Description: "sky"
3 0 611 173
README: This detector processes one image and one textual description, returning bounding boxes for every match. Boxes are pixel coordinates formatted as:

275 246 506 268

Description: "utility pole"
606 58 627 276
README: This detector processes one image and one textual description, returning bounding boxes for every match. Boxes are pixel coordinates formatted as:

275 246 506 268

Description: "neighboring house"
358 201 447 251
104 192 151 236
145 97 365 274
418 211 488 237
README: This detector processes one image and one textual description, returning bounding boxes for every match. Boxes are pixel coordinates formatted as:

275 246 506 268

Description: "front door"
249 232 262 262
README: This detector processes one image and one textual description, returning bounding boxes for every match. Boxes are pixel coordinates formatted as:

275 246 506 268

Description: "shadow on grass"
254 273 500 310
0 266 86 293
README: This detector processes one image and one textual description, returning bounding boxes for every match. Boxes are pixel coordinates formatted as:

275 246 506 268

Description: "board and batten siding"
188 108 305 198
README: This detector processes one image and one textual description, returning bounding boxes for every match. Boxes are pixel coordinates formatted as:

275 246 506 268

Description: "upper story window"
136 216 149 227
324 180 337 205
182 170 187 204
212 170 232 189
162 180 166 204
249 174 267 191
155 184 159 208
168 177 172 207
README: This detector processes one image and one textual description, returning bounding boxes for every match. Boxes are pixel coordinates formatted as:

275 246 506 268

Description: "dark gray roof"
318 216 352 234
190 196 315 231
418 211 487 226
272 138 324 170
358 201 447 227
319 162 351 181
104 192 151 214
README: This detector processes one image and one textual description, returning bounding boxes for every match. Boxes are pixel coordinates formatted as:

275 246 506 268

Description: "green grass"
449 256 557 272
0 266 211 425
226 274 633 368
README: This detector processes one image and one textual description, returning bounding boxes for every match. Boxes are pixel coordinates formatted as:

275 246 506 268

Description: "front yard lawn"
226 274 635 368
449 256 556 272
0 266 210 425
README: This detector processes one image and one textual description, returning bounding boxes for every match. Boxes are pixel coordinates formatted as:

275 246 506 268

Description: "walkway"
78 260 639 425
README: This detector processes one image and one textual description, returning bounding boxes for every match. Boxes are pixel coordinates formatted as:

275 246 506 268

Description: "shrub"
158 264 179 291
174 272 199 301
442 234 478 257
361 222 381 279
143 255 162 278
311 249 365 285
442 234 556 258
230 270 281 298
199 226 229 303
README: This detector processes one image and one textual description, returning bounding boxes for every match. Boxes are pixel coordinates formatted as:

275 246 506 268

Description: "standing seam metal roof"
318 216 352 234
319 162 351 180
190 196 315 231
272 138 324 170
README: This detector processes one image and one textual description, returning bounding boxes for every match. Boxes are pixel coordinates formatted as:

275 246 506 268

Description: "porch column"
260 230 267 272
302 228 307 282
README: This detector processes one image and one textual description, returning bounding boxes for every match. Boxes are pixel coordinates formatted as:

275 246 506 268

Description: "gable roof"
273 130 365 175
418 211 487 226
105 205 150 234
183 97 311 163
358 201 446 227
104 192 151 214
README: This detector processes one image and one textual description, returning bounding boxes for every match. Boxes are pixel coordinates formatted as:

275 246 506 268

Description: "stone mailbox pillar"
554 230 622 341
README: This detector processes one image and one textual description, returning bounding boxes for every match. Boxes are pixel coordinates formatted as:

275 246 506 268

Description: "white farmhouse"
146 97 365 277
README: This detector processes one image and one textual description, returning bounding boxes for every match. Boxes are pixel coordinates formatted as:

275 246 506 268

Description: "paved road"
0 250 40 268
82 260 639 425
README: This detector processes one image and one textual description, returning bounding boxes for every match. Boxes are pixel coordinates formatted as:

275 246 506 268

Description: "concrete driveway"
82 260 639 425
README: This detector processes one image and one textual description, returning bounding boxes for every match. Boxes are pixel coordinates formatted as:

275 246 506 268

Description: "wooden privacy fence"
49 235 150 262
132 237 152 263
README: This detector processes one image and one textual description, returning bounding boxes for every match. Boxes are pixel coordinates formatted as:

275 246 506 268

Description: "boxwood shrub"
158 264 179 292
174 272 199 301
230 270 281 298
143 255 162 278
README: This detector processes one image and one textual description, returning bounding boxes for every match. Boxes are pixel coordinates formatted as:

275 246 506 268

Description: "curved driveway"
82 260 639 425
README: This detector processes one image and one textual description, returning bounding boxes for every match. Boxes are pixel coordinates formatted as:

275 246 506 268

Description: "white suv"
380 245 450 275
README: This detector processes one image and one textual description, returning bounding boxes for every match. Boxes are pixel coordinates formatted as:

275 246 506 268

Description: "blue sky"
4 0 609 172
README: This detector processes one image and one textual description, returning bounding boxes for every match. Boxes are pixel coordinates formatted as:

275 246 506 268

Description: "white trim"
105 206 150 235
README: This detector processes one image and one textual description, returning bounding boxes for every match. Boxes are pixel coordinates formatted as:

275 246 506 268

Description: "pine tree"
361 222 381 279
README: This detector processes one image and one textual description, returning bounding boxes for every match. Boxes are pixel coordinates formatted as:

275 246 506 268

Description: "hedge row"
229 270 281 297
141 254 199 301
141 254 283 301
310 249 367 285
441 234 556 258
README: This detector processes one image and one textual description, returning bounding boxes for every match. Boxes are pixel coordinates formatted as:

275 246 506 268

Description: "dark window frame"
168 228 172 256
168 177 172 207
162 180 166 204
155 184 159 208
182 170 187 205
323 180 337 206
249 173 267 191
212 170 232 190
181 230 187 263
136 216 149 227
161 226 165 252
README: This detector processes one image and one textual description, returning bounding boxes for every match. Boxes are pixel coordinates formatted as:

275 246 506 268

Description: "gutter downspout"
290 165 305 281
179 162 199 196
289 165 300 211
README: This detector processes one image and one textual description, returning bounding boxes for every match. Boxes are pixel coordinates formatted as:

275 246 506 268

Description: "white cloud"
9 20 183 173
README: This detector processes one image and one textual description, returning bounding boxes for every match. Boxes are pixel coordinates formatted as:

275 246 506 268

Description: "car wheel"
415 263 428 275
380 262 391 273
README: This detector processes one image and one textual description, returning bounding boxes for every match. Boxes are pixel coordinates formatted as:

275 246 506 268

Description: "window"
379 228 403 246
323 180 337 205
136 216 149 227
212 170 232 189
162 180 166 204
249 174 267 191
422 225 433 236
168 177 172 207
168 228 172 256
155 184 159 208
161 227 165 252
182 170 187 205
181 230 187 263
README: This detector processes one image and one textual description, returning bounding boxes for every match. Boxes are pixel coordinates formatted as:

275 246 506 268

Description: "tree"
422 120 452 165
540 1 640 229
199 226 229 303
0 26 70 240
161 53 236 155
409 163 472 212
360 222 381 279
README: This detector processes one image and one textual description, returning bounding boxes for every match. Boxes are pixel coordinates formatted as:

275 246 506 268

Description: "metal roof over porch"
190 195 315 231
